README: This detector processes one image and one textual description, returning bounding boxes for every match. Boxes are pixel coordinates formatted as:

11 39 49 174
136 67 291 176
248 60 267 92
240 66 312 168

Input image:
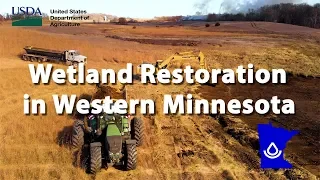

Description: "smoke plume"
194 0 212 15
220 0 303 13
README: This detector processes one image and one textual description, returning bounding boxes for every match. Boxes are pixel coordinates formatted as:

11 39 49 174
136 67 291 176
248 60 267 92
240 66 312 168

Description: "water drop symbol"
263 142 282 159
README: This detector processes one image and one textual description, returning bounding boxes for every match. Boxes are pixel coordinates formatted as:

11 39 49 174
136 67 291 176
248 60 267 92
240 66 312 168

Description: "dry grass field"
0 21 319 179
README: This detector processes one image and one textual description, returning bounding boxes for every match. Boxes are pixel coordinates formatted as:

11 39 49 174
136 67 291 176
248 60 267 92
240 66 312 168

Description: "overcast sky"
2 0 319 18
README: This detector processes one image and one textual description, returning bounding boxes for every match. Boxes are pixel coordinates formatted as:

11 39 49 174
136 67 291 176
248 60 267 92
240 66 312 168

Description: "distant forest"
208 3 320 28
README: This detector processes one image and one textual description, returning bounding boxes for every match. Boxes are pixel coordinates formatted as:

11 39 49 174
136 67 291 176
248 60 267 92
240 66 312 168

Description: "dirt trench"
197 75 320 177
105 35 200 46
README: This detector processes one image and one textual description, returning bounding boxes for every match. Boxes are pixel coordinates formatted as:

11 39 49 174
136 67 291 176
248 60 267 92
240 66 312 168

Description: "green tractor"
71 87 144 174
72 113 144 174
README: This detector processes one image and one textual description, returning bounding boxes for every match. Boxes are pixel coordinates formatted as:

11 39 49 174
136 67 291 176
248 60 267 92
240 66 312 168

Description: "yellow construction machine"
137 50 207 74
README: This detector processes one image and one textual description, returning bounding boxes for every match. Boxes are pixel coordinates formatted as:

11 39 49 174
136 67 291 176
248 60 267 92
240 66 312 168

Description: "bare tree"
5 13 11 20
207 13 217 22
312 4 320 28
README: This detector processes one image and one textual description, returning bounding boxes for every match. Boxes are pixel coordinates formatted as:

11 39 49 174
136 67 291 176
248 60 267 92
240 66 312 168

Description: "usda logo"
11 7 42 26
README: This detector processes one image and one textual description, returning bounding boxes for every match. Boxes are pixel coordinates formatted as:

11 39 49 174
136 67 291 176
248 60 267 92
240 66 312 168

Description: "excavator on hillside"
137 50 208 74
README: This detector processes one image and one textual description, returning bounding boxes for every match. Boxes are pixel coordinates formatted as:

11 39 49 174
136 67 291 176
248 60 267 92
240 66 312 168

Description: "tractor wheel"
124 143 137 170
131 117 144 146
72 120 84 150
73 62 78 68
22 55 27 61
30 57 37 62
90 143 102 174
66 60 72 66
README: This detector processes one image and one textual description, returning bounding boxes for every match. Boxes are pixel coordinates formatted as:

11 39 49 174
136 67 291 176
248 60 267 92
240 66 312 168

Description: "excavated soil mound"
92 85 126 100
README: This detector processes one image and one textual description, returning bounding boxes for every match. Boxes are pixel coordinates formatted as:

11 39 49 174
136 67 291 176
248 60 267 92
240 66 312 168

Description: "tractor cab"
84 111 131 137
99 113 130 135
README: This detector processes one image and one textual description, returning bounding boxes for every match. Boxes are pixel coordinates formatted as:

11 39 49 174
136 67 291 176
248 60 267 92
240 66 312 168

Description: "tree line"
0 13 49 22
207 3 320 28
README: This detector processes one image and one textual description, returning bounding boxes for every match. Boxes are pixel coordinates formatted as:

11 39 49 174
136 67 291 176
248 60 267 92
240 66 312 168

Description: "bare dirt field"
0 20 319 179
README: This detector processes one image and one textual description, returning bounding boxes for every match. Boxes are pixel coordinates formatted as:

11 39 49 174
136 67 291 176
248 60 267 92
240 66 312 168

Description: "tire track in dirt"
118 82 281 179
149 113 270 179
250 22 276 34
198 75 320 179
